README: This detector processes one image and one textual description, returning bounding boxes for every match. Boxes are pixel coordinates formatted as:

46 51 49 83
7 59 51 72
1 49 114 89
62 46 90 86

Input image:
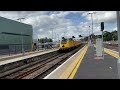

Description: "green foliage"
96 30 118 41
49 38 53 42
84 36 88 41
103 31 112 41
111 30 118 41
38 37 53 43
78 35 82 37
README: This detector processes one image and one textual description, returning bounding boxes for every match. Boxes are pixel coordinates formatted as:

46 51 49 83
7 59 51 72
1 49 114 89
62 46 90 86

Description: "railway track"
104 43 118 52
0 44 85 79
0 52 62 79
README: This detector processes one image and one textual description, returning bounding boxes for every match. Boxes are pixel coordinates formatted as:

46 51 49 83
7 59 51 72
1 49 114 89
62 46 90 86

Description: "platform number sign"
101 22 104 31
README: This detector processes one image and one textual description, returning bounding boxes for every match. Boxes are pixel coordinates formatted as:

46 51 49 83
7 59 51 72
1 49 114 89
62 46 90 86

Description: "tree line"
38 37 53 43
79 30 118 41
38 30 118 43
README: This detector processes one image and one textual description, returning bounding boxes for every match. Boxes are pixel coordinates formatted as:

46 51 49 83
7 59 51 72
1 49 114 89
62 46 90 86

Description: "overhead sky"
0 11 117 41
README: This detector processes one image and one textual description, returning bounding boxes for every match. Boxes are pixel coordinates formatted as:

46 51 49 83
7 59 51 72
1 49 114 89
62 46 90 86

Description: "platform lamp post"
54 31 58 48
88 26 91 45
21 32 24 55
57 34 60 47
116 11 120 79
87 12 96 45
49 27 54 48
16 18 25 55
50 22 57 48
58 34 60 43
52 29 53 42
82 25 91 45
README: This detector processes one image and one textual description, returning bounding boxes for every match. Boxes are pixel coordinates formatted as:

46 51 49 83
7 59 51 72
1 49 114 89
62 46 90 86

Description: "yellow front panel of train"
60 40 70 49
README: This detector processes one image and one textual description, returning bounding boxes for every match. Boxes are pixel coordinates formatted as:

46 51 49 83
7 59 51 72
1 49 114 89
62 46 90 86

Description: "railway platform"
44 44 119 79
73 45 118 79
0 48 59 66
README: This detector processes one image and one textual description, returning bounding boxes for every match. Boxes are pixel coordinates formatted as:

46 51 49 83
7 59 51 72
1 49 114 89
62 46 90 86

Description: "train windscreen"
61 39 67 44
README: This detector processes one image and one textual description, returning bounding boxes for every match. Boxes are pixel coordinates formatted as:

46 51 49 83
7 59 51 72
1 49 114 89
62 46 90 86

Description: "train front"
59 38 69 51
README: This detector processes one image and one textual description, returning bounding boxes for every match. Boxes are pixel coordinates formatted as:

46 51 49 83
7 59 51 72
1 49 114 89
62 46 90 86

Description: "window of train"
61 39 67 44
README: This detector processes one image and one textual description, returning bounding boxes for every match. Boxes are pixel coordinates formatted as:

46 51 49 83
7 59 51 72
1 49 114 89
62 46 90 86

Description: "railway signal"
101 22 104 59
101 22 104 31
62 37 65 39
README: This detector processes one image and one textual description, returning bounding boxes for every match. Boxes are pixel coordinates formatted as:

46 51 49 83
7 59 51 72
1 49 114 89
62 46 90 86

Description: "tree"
84 36 88 41
39 38 44 43
78 35 82 37
38 38 53 43
103 31 112 41
48 38 53 42
72 36 75 38
111 30 118 41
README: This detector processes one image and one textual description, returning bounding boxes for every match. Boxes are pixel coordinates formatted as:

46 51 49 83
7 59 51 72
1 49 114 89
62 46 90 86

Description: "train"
32 37 81 52
59 37 81 52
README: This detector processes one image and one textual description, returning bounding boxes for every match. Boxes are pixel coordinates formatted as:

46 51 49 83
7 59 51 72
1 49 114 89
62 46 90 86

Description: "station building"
0 16 33 55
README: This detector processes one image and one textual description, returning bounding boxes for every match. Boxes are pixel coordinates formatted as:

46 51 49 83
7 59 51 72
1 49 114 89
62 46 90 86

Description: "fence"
0 44 31 56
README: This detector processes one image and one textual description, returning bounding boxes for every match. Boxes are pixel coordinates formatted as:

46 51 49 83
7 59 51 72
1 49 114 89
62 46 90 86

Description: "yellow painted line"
68 46 88 79
94 44 119 59
104 49 119 59
58 45 88 79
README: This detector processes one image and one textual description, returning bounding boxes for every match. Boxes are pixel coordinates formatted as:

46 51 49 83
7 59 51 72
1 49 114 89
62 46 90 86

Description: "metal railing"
0 44 31 56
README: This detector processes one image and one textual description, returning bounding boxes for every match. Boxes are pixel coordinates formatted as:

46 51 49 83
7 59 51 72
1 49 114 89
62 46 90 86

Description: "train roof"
61 38 80 41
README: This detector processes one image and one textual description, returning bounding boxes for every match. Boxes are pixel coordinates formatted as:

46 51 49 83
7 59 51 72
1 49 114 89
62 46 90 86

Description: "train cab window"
61 39 67 44
69 38 73 41
34 43 36 46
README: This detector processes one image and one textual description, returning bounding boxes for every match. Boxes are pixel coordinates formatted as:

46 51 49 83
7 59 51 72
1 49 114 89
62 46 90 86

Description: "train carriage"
59 37 81 52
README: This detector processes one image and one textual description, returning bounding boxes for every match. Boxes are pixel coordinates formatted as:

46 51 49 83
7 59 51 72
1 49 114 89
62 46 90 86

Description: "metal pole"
54 31 56 42
116 11 120 79
91 14 93 36
89 26 90 45
17 18 25 55
52 29 53 41
89 13 94 53
88 12 96 45
52 29 53 48
55 32 57 47
58 34 59 42
102 31 104 59
21 32 24 55
8 45 10 56
44 38 45 50
64 32 65 38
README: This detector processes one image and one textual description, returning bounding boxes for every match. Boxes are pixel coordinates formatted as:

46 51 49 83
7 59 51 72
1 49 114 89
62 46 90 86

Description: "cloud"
0 11 117 40
82 11 116 23
0 11 48 21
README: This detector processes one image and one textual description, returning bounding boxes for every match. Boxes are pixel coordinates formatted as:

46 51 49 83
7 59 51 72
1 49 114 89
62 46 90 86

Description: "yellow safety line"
68 45 88 79
94 44 119 59
58 45 88 79
68 45 118 79
104 49 119 59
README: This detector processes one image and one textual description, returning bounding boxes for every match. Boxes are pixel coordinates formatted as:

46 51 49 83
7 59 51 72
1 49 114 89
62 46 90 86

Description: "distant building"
0 16 33 54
